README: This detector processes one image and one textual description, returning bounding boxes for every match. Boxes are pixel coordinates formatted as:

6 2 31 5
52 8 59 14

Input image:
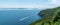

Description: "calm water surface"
0 9 40 25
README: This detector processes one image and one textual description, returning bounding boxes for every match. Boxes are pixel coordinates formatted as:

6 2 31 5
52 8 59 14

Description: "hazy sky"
0 0 60 8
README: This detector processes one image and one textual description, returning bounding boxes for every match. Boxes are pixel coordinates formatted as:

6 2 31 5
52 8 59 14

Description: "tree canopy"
30 6 60 25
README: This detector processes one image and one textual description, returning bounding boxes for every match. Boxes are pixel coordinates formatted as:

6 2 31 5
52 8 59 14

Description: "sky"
0 0 60 8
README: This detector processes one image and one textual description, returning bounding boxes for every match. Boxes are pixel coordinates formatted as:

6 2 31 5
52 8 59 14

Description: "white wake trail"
19 16 30 21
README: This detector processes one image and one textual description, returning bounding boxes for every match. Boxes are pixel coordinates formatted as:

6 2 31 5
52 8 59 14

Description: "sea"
0 8 41 25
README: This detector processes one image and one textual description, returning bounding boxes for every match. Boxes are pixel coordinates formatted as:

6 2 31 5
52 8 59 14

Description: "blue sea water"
0 9 40 25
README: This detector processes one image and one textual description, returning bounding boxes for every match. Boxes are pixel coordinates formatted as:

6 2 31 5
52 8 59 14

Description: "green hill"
30 6 60 25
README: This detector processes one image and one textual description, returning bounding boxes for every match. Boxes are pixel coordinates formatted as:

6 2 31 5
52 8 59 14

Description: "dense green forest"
30 6 60 25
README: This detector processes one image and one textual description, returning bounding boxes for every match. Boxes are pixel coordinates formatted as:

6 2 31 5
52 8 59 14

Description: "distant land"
0 8 40 10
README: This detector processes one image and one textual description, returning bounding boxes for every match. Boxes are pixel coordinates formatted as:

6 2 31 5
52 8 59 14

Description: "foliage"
30 6 60 25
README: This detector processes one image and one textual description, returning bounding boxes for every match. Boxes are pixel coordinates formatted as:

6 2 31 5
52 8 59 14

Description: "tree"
30 6 60 25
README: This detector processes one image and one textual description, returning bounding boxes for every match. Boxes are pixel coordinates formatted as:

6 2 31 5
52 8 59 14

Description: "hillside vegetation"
30 6 60 25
